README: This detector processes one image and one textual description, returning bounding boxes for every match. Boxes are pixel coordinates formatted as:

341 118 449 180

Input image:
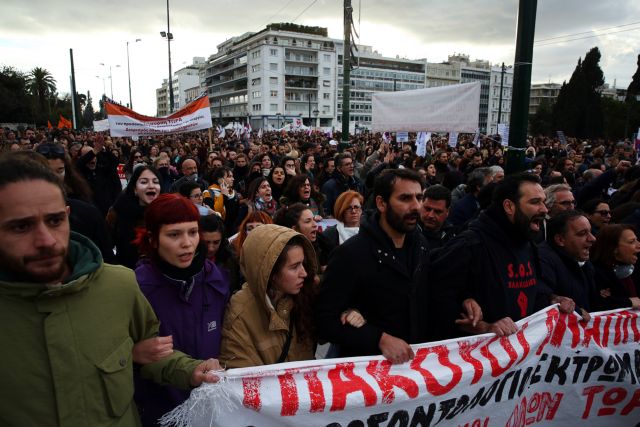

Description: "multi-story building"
155 57 204 116
448 54 492 133
529 83 561 115
425 60 461 88
156 80 169 117
334 43 427 131
202 23 338 129
487 64 514 134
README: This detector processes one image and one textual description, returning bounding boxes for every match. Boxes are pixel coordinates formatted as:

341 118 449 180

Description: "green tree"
83 91 95 128
26 67 57 125
552 47 604 138
0 66 32 123
529 98 554 136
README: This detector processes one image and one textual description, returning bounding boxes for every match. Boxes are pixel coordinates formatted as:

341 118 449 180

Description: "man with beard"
0 158 221 426
316 169 480 363
429 172 576 339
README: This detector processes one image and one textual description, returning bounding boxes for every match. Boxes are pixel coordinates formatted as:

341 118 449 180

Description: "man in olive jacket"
0 158 220 427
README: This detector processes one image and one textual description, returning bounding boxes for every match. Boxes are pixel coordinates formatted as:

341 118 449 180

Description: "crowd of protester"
1 123 640 425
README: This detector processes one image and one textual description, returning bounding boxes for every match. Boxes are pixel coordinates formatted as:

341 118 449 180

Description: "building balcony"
284 53 318 63
285 68 318 77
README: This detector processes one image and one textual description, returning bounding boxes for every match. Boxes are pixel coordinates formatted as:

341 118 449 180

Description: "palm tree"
26 67 57 123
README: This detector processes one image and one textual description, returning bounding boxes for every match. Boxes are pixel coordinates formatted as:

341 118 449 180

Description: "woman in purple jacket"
133 193 230 426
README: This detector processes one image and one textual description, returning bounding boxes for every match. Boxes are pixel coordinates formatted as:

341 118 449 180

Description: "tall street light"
100 63 120 99
126 38 141 109
160 0 174 113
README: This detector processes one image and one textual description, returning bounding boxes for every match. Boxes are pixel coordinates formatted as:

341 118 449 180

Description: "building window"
252 104 262 111
323 80 331 87
270 63 278 71
323 105 330 114
270 77 278 85
270 103 278 111
251 64 261 72
270 48 278 56
251 78 261 86
323 67 330 76
323 93 330 100
251 50 261 59
270 90 278 97
252 91 262 99
324 54 331 62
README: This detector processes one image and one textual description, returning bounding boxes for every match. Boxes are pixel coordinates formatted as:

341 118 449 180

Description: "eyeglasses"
36 144 65 158
346 205 362 212
594 210 611 216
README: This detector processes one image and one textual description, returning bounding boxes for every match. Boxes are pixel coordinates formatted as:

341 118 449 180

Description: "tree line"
530 47 640 140
0 66 101 128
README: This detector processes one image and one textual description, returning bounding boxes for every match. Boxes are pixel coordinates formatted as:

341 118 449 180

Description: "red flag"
47 120 53 129
58 115 72 129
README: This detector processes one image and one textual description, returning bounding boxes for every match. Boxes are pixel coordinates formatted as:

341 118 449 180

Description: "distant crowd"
1 124 639 426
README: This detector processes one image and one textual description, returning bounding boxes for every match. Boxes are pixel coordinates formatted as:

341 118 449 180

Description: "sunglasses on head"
36 144 65 158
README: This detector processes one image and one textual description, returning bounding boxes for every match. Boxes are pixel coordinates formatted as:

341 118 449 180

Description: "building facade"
334 43 427 131
529 83 561 115
487 64 514 134
202 24 338 129
155 57 204 116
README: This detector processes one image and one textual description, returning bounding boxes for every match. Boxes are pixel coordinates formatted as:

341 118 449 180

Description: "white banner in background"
162 307 640 427
92 119 109 132
372 82 480 133
105 95 212 137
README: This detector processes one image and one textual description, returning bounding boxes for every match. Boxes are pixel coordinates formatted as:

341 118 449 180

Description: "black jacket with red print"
428 205 548 340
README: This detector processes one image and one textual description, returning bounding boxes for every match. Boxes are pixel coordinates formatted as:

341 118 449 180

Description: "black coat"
315 211 429 357
538 242 597 311
429 206 547 340
593 262 637 308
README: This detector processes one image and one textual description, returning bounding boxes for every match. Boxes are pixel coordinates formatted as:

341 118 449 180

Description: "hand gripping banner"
105 95 212 137
161 307 640 427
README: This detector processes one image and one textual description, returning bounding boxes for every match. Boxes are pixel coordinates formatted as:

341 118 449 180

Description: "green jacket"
0 232 201 427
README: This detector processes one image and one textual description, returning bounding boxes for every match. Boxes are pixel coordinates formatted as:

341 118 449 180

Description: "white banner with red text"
162 306 640 427
105 95 212 137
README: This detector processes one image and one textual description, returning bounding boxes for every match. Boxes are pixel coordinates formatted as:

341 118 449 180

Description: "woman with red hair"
133 193 230 426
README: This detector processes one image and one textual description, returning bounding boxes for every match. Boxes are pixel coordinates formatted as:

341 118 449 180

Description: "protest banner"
498 123 509 147
162 306 640 427
105 94 212 137
448 131 459 148
371 82 480 133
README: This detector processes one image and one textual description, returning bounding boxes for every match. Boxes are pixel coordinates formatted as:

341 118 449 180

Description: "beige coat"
220 225 317 369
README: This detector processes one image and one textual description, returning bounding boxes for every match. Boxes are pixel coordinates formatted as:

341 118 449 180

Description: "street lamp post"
276 113 282 129
160 0 175 113
313 108 319 128
100 63 120 99
126 38 141 109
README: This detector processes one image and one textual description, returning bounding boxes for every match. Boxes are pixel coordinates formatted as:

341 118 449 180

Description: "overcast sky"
2 0 639 116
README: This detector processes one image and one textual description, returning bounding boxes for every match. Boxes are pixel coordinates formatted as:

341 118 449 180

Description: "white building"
156 80 169 117
155 57 204 116
487 64 514 134
334 43 427 131
425 60 461 88
202 24 338 129
529 82 561 115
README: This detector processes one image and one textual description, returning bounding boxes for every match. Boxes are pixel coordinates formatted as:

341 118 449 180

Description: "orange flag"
47 120 53 129
58 115 72 129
